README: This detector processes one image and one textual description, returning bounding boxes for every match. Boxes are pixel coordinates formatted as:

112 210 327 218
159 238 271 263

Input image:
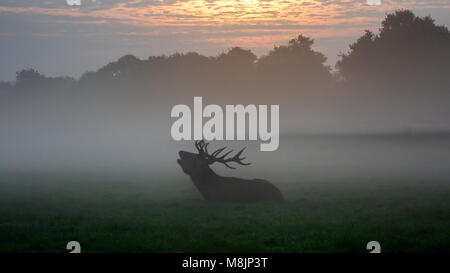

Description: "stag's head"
177 140 250 175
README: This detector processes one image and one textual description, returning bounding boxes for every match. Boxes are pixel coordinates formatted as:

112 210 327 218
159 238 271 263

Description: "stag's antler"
194 140 251 169
195 140 209 155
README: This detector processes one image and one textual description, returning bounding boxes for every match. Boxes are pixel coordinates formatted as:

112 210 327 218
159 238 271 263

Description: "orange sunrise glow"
0 0 449 79
1 0 448 47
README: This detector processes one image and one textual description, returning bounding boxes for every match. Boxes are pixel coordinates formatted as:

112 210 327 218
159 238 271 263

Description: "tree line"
1 10 449 96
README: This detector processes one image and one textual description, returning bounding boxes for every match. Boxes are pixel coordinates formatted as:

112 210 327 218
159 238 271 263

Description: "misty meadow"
0 10 449 253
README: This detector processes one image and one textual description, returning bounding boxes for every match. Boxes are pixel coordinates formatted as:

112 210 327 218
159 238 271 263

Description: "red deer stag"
177 140 283 202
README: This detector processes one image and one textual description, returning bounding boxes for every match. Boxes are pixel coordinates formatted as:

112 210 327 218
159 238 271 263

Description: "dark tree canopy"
14 68 75 89
16 69 46 85
216 47 257 69
257 35 331 85
73 34 331 95
337 10 450 85
3 13 448 97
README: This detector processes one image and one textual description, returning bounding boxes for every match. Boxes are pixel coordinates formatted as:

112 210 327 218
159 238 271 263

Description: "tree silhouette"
75 34 331 100
257 34 331 88
3 13 448 100
337 10 450 86
14 68 75 90
216 47 257 69
15 69 46 86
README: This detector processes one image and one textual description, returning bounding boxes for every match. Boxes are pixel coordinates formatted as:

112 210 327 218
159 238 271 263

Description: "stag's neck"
189 166 220 199
190 166 219 183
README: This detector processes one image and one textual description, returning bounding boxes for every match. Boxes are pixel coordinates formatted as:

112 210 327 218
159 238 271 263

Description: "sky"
0 0 449 81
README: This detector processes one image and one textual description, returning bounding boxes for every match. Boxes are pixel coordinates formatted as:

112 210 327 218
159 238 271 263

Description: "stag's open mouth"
177 151 185 165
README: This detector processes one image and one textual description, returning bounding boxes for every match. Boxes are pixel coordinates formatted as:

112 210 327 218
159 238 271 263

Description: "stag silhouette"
177 140 283 202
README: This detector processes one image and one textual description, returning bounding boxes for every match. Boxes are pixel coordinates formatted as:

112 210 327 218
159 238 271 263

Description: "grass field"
0 172 448 253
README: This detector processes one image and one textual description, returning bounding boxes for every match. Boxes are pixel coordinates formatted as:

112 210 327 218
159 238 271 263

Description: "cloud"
0 0 449 80
1 1 448 29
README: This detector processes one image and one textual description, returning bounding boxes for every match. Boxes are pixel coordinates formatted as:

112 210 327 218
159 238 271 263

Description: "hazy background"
0 6 449 184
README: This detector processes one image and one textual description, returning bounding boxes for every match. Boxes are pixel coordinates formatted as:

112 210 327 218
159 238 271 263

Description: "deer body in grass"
177 141 283 203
